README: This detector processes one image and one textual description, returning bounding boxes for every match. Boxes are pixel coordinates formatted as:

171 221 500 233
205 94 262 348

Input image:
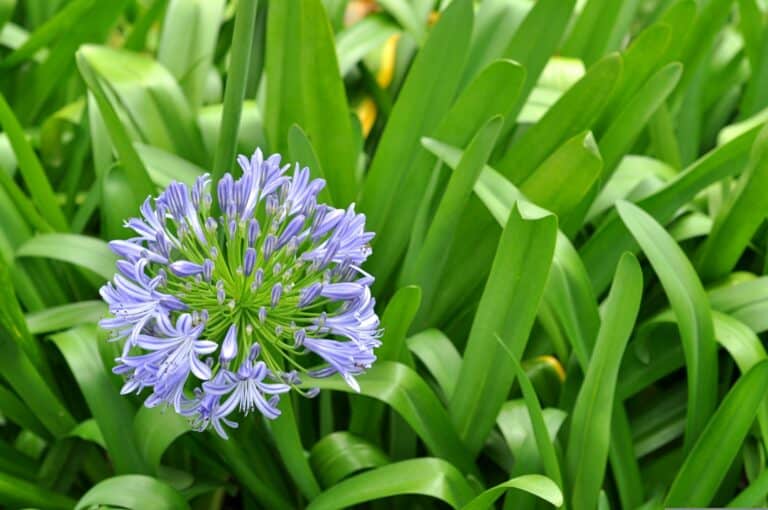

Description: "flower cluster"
100 149 380 438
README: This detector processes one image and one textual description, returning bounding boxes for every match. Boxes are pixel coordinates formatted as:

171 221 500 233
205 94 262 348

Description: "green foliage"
1 0 768 508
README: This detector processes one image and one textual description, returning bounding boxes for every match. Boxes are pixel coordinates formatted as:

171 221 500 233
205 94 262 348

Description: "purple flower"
99 148 380 438
204 360 291 420
304 338 377 393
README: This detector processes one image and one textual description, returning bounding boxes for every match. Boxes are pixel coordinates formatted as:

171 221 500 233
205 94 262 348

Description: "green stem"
213 433 294 510
211 0 259 183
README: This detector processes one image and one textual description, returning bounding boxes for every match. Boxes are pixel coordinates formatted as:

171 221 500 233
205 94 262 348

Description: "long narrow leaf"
566 253 643 510
450 203 557 454
697 124 768 280
0 92 67 230
666 361 768 507
50 325 149 474
401 116 502 316
617 200 717 450
306 458 476 510
75 475 189 510
309 432 390 487
360 0 473 234
306 361 476 476
16 233 115 281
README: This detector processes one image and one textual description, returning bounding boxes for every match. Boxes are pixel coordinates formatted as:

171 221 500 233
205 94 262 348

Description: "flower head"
100 149 380 438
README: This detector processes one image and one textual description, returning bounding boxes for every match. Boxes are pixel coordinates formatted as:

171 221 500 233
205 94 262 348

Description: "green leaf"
265 0 358 204
608 406 645 509
0 202 48 311
0 383 47 437
603 0 697 121
666 361 768 507
212 434 293 510
133 406 188 473
406 329 462 399
0 435 38 479
100 164 144 240
11 0 130 122
0 471 74 510
697 124 768 280
0 269 74 437
349 285 420 437
450 203 557 454
305 458 476 510
264 2 302 152
421 138 602 367
124 0 168 51
738 11 768 117
630 384 686 457
68 419 106 448
360 0 473 235
648 103 682 169
710 275 768 334
0 358 71 436
540 233 601 367
500 0 576 134
0 264 48 372
286 124 332 205
519 130 602 217
136 142 205 187
309 432 390 487
0 21 27 51
401 116 502 316
76 48 155 200
598 62 682 176
675 0 735 97
0 0 15 32
25 300 106 334
630 307 768 453
198 101 267 162
562 0 640 66
617 200 717 450
0 0 93 68
586 155 674 223
495 54 622 184
269 397 321 499
336 14 398 76
50 325 149 474
367 59 524 290
86 92 113 180
497 401 566 480
377 0 424 42
462 474 563 510
0 163 53 236
668 211 712 242
566 253 643 510
0 91 67 230
77 44 207 168
157 0 225 109
75 475 190 510
503 352 564 489
597 0 695 133
16 233 116 282
518 57 586 124
711 311 768 451
728 466 768 507
457 0 529 87
582 120 763 294
305 361 476 476
719 106 768 146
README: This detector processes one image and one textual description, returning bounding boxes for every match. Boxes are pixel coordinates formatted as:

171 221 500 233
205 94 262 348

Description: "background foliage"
1 0 768 508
